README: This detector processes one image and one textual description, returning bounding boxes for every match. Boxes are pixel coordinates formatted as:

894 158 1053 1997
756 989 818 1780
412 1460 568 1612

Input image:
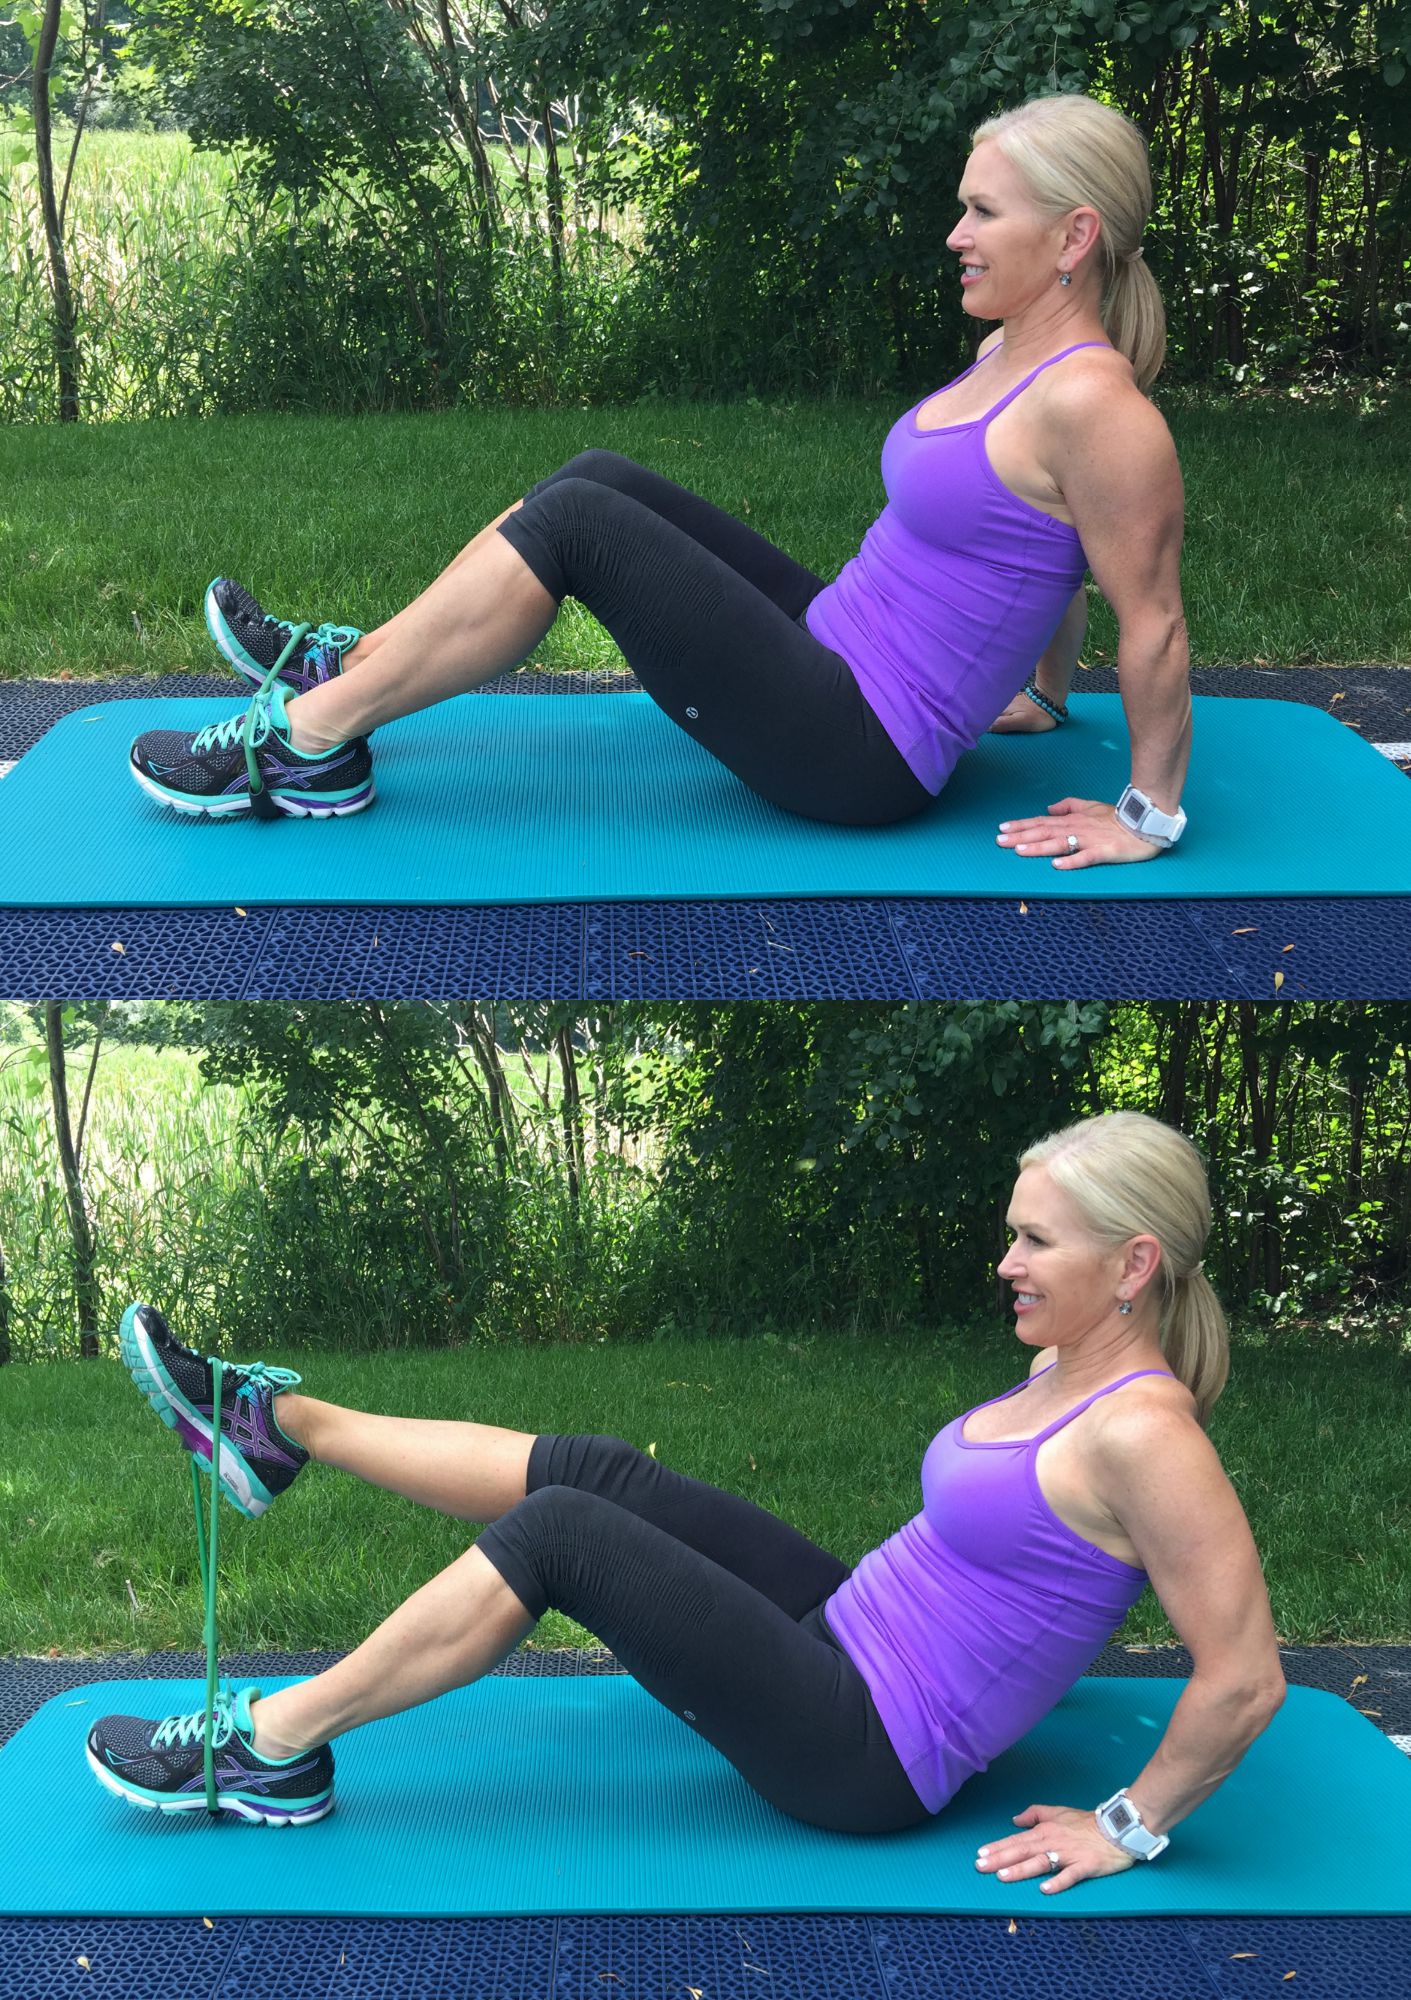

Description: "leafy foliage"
3 0 1407 415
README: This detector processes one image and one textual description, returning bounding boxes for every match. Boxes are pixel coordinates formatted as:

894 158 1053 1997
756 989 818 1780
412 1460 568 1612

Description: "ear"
1122 1233 1162 1297
1063 205 1104 273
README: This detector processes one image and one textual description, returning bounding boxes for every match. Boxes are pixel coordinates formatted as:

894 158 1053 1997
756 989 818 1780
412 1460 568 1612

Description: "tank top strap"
1029 1368 1175 1446
980 340 1111 427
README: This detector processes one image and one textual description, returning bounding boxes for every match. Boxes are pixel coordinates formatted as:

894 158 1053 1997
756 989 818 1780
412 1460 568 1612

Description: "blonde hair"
972 94 1167 392
1019 1112 1228 1425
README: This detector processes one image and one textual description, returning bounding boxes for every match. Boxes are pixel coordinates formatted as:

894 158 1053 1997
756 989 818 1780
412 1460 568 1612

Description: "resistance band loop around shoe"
190 1357 223 1814
242 629 310 821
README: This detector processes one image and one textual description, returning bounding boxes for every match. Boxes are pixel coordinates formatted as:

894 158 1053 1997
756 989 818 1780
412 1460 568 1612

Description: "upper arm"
1096 1399 1283 1697
1046 367 1186 642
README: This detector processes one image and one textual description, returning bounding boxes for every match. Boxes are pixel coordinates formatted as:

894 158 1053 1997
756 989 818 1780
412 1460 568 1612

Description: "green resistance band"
242 626 311 822
189 1357 224 1815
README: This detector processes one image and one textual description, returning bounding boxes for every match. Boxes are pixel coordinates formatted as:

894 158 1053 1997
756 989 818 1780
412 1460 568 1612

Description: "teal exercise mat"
4 1676 1409 1918
2 692 1409 908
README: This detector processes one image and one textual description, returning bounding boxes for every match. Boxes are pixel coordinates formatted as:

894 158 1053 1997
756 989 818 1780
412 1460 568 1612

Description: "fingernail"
998 1868 1010 1880
977 1847 989 1858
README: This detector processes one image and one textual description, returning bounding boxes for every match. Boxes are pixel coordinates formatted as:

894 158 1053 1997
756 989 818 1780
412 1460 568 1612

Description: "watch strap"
1115 784 1186 849
1095 1789 1170 1860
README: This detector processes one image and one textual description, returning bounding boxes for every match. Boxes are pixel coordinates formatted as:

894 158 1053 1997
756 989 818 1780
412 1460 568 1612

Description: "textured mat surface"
5 1676 1409 1919
5 894 1411 1000
5 693 1410 909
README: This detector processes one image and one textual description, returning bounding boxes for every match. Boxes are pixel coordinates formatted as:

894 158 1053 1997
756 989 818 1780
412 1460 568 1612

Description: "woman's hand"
996 796 1162 869
975 1803 1137 1897
988 691 1060 735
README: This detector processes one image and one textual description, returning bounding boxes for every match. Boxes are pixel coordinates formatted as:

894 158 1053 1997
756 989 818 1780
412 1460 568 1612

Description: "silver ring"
1065 834 1080 854
1045 1849 1061 1868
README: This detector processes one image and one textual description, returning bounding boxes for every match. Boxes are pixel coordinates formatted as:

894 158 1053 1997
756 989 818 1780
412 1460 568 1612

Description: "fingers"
1040 1863 1086 1896
975 1843 1068 1887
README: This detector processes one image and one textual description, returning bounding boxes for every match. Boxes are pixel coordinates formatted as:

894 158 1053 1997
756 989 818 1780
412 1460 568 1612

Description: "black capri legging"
474 1433 929 1834
496 451 933 827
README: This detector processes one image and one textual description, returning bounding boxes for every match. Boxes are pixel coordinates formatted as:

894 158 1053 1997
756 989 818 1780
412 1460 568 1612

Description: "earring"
1117 1298 1133 1316
1058 270 1072 287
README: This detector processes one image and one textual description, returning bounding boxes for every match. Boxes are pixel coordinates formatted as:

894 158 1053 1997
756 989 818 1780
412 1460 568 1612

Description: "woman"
88 1113 1284 1893
129 94 1190 871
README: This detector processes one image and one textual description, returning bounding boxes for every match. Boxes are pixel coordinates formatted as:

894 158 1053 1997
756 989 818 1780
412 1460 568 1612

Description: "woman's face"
945 140 1071 321
997 1163 1138 1350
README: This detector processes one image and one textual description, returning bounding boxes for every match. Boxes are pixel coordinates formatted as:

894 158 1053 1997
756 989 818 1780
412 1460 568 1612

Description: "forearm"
1033 587 1088 707
1125 1674 1284 1838
1117 617 1192 814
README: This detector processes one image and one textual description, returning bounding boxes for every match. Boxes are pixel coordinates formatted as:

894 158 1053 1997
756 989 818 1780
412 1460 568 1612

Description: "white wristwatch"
1115 784 1186 849
1095 1788 1170 1860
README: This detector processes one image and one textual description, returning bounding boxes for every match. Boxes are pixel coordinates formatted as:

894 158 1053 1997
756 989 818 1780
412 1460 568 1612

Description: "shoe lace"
191 705 270 756
152 1689 237 1752
189 628 310 799
308 621 359 652
234 1360 302 1402
269 615 356 653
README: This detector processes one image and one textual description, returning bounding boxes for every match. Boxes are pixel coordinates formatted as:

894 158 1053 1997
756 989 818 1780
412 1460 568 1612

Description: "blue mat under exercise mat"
3 692 1409 909
4 1676 1409 1919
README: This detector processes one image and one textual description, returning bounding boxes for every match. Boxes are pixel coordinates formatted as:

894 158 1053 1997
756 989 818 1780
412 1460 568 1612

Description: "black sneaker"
119 1301 309 1518
87 1688 335 1824
205 577 360 695
129 678 374 819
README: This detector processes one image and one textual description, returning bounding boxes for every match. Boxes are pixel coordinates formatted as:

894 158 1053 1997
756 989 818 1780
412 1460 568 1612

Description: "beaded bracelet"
1020 679 1069 724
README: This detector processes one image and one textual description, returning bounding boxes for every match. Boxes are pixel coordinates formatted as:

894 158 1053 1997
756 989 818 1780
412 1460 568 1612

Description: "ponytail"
1101 253 1166 395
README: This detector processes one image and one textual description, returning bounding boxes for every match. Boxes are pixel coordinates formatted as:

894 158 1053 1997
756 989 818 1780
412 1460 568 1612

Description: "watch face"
1117 795 1142 830
1108 1801 1135 1832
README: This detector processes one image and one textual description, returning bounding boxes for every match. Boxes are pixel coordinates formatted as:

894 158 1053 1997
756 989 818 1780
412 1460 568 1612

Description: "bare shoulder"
1089 1375 1213 1475
976 327 1005 359
1042 348 1175 455
1027 1345 1056 1377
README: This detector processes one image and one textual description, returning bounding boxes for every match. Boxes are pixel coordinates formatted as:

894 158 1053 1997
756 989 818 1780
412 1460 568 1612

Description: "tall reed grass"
0 1043 665 1362
0 129 663 422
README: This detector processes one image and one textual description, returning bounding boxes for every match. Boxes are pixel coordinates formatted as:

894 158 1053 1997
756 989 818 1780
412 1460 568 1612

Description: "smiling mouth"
1015 1292 1039 1305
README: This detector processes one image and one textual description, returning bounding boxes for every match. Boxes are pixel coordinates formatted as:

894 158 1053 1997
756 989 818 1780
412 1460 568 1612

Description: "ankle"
246 1695 308 1762
273 1391 315 1458
282 694 342 758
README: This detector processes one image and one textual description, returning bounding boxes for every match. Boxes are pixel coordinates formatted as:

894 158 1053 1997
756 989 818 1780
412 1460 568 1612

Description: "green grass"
2 1333 1406 1658
1 393 1408 681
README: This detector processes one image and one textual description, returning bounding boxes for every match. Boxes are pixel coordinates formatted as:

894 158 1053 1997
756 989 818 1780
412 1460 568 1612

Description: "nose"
946 220 967 253
996 1243 1020 1281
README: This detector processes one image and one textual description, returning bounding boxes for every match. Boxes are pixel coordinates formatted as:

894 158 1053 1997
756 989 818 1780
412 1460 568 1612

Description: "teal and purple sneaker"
119 1302 309 1519
128 675 373 819
86 1687 334 1824
205 577 360 695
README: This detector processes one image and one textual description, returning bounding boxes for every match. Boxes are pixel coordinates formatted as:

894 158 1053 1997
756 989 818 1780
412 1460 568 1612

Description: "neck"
1040 1317 1167 1397
992 293 1107 370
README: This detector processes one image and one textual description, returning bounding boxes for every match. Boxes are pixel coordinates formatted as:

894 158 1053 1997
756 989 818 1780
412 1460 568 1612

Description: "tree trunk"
33 0 81 420
461 1006 516 1178
46 1003 101 1355
539 89 566 340
0 1236 12 1364
555 1023 583 1221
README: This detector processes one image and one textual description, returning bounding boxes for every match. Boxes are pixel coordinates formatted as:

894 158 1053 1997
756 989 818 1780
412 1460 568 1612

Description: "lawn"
2 1331 1405 1657
2 391 1409 682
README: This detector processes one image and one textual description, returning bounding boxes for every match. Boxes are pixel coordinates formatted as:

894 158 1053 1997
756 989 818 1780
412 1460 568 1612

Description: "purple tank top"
824 1364 1171 1813
804 343 1106 793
